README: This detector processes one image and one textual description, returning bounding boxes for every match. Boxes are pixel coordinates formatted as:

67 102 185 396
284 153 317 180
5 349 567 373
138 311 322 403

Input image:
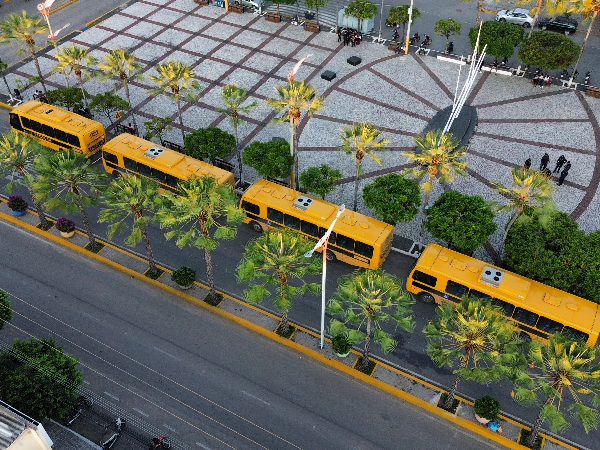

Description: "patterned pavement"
4 0 600 262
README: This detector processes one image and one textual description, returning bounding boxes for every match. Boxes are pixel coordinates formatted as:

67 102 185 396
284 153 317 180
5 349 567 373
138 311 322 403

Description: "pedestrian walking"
524 158 531 169
337 28 342 42
558 167 569 185
544 168 552 177
564 161 571 173
540 152 550 170
553 154 566 173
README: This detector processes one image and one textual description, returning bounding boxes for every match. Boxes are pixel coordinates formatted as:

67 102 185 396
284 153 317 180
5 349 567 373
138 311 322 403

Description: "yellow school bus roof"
417 244 600 333
243 179 393 245
12 100 104 135
103 134 235 186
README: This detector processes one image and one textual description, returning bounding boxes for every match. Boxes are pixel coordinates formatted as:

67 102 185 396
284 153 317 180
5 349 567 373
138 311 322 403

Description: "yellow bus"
239 179 394 269
101 134 235 189
407 243 600 346
9 100 106 157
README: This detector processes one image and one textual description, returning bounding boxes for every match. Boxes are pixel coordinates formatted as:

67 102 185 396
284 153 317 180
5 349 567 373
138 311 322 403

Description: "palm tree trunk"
77 74 89 108
359 317 372 370
527 395 556 448
280 309 290 334
123 80 138 134
498 206 523 264
142 230 157 273
474 0 483 27
75 195 97 250
353 161 361 212
289 115 295 189
316 8 320 26
176 96 185 143
27 186 51 229
204 248 216 301
529 0 543 36
276 1 280 14
1 73 11 96
443 350 470 410
30 49 47 95
234 123 243 185
572 10 597 75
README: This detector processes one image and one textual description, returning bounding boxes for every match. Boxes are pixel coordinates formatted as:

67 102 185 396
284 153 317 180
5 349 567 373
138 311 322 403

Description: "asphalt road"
0 219 507 450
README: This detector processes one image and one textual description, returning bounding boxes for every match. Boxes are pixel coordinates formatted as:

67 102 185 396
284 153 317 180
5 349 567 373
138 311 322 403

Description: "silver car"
233 0 264 9
495 8 534 28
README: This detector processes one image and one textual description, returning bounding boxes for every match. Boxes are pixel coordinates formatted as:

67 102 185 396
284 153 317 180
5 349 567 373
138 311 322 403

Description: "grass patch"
84 242 105 253
37 220 54 231
275 323 296 339
354 357 377 375
438 393 460 413
144 267 164 280
204 292 223 307
518 430 543 450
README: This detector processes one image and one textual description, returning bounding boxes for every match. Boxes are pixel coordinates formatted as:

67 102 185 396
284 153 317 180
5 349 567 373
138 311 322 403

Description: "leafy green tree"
89 92 129 125
236 228 322 335
148 60 202 143
46 87 88 111
216 84 258 184
299 164 342 199
327 268 415 372
387 5 422 38
97 48 143 133
340 122 389 212
513 333 600 448
0 11 49 94
98 175 162 275
0 289 11 331
518 31 580 75
143 116 173 144
567 0 600 76
31 149 108 251
0 336 83 421
155 176 243 304
304 0 329 25
266 80 324 191
434 18 462 54
0 131 51 228
362 173 420 225
468 21 524 62
184 127 235 164
424 191 497 255
53 44 97 108
344 0 378 31
424 296 521 411
402 129 467 208
242 140 294 180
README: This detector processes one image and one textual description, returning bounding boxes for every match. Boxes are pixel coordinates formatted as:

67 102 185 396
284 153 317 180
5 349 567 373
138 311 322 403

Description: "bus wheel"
250 221 263 233
325 250 336 262
418 292 435 304
112 171 121 179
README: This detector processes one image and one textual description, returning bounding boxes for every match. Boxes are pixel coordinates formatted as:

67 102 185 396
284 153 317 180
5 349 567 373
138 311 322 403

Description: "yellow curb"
49 0 79 16
0 101 12 111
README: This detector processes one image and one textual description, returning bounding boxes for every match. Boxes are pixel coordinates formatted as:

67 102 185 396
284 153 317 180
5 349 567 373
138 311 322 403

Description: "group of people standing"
33 90 47 103
524 153 571 185
337 28 362 47
532 75 552 89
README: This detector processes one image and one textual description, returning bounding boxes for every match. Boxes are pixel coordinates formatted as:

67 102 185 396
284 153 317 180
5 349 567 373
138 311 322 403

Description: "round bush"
473 395 500 421
171 266 196 287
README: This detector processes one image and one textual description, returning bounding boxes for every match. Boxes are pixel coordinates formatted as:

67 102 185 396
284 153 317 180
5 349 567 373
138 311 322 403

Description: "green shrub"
473 395 500 421
171 266 196 287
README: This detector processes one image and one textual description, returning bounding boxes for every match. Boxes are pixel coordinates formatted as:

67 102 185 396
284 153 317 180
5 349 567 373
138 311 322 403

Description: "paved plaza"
5 0 600 261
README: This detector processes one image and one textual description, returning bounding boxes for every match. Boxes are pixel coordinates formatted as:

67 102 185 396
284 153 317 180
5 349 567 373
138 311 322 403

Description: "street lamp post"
404 0 413 55
305 204 345 349
375 0 385 43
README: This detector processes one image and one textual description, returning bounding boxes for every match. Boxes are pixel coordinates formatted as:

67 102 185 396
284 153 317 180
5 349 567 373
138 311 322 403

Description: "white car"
234 0 264 9
495 9 534 28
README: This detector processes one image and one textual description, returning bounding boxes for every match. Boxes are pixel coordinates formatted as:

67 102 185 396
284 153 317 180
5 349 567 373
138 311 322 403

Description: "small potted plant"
171 266 196 289
7 195 28 216
473 395 500 424
55 217 76 238
331 333 352 357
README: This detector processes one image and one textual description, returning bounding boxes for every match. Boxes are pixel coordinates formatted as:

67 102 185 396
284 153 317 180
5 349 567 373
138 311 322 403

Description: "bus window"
446 280 469 298
103 151 118 166
513 307 539 326
536 317 563 333
9 114 23 130
301 220 319 237
413 270 437 287
336 234 355 251
124 157 137 172
284 214 300 230
319 228 336 245
55 129 68 143
137 163 152 177
152 169 166 183
165 174 178 188
563 327 589 343
42 124 55 138
29 120 42 132
355 241 374 258
241 201 259 216
491 298 515 317
267 207 283 224
67 133 79 147
470 289 491 300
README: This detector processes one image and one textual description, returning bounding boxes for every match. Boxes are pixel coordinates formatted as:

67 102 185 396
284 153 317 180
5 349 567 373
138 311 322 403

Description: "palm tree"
53 44 97 108
236 228 322 335
340 122 389 212
147 60 202 143
524 0 566 36
327 268 415 372
155 175 243 304
97 48 143 134
31 149 108 251
0 58 12 96
402 129 467 209
513 333 600 448
568 0 600 75
216 84 258 185
424 296 521 411
491 167 555 246
266 80 324 191
98 175 162 275
0 11 49 95
0 131 51 229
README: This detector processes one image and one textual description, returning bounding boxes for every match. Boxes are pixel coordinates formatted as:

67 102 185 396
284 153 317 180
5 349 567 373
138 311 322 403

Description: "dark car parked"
538 16 578 34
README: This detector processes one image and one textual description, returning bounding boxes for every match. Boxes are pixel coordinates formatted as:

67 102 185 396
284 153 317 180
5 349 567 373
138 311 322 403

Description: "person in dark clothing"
544 168 552 177
337 29 342 42
553 154 567 173
524 158 531 169
558 168 569 185
563 161 571 173
540 153 550 170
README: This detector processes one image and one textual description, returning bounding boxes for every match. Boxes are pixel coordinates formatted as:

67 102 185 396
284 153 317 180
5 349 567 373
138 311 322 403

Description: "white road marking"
196 443 212 449
163 424 179 434
104 391 119 401
153 346 180 360
132 408 148 417
242 391 270 406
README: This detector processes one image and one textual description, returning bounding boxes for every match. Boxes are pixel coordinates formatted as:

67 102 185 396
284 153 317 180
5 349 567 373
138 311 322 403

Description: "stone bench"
585 86 600 98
